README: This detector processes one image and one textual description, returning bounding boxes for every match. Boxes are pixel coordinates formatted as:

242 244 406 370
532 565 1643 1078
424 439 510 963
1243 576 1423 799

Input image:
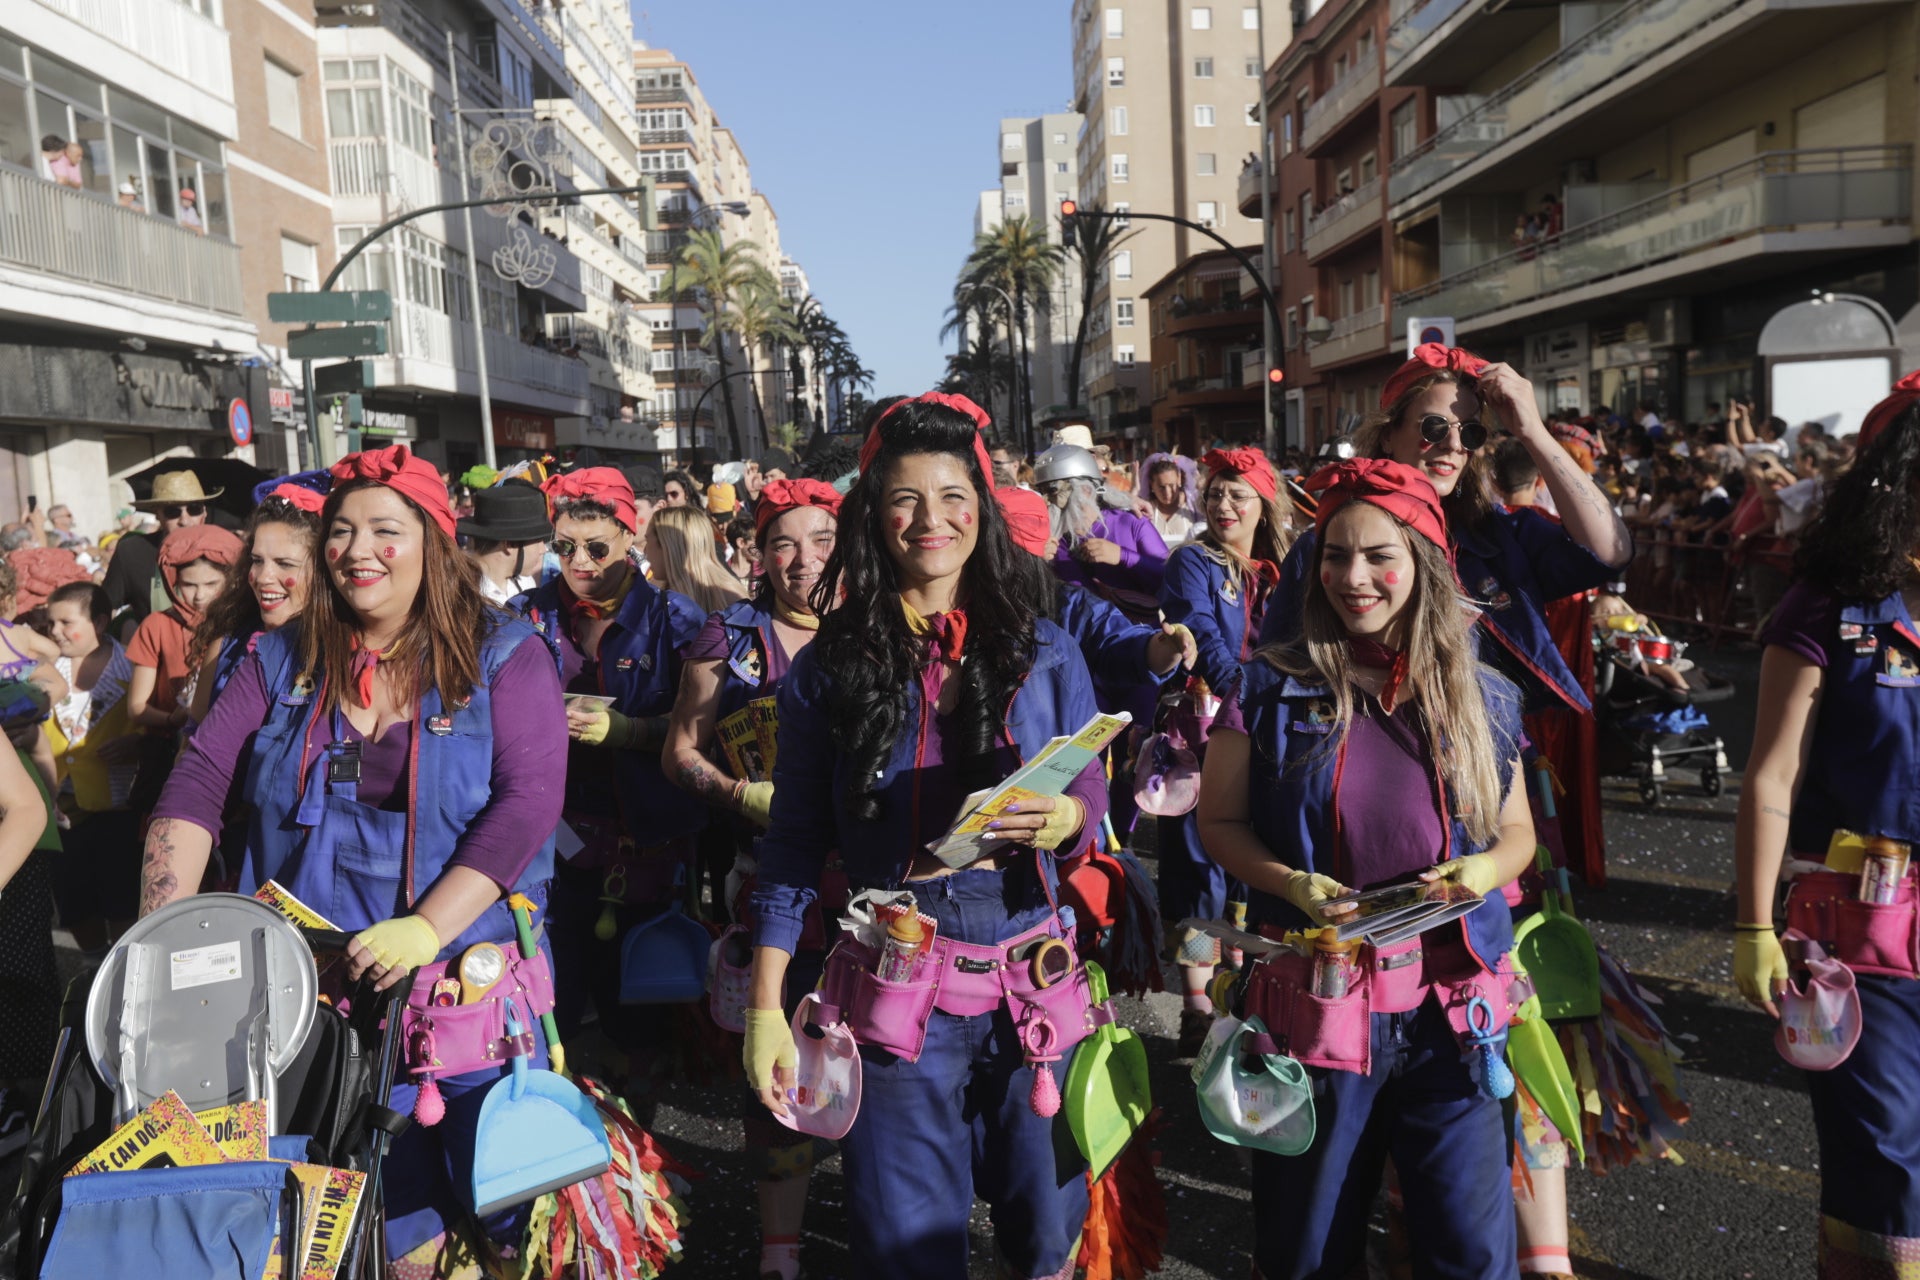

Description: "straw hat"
133 470 223 509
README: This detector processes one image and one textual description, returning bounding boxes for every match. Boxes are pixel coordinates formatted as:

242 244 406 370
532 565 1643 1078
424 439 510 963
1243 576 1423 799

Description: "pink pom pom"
415 1075 445 1126
1030 1062 1060 1118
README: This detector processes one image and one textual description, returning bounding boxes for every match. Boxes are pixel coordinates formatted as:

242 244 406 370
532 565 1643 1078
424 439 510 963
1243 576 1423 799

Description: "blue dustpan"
470 1008 612 1217
618 905 712 1003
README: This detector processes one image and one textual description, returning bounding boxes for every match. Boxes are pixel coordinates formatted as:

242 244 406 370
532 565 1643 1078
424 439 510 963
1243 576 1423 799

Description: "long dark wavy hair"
809 399 1044 822
189 496 320 672
1793 402 1918 601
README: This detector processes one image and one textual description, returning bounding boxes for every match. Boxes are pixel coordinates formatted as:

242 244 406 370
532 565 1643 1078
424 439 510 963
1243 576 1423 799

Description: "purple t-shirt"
1216 686 1445 888
155 640 566 889
1758 581 1842 667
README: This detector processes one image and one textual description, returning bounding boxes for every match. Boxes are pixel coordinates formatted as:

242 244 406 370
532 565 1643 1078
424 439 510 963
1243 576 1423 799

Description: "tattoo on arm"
141 818 184 917
1763 805 1791 820
676 757 738 810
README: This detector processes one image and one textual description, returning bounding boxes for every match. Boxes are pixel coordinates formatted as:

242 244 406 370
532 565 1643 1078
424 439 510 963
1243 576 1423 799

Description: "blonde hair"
1257 505 1510 844
649 505 746 614
1198 468 1295 588
1354 371 1496 534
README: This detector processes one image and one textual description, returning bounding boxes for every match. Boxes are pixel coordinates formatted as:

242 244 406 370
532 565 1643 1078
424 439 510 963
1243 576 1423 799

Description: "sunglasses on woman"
158 503 207 520
554 538 616 563
1419 414 1488 452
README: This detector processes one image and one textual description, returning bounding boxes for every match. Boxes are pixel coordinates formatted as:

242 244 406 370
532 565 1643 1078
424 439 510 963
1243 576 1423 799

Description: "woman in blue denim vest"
1199 458 1535 1280
1736 373 1920 1277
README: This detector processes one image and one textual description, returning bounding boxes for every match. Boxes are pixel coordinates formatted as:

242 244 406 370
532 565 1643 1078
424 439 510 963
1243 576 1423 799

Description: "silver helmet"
1031 443 1104 489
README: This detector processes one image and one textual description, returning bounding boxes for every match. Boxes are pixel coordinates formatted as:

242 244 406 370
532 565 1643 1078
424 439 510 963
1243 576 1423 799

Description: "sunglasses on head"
1419 414 1488 452
159 503 206 520
554 538 615 564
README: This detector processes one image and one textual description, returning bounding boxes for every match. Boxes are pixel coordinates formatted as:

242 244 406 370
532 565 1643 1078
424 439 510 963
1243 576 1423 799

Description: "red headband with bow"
1199 447 1278 502
1305 458 1449 552
328 445 456 538
1858 369 1920 450
755 477 843 538
268 482 326 515
543 467 638 533
857 392 997 491
1382 343 1490 410
995 485 1053 557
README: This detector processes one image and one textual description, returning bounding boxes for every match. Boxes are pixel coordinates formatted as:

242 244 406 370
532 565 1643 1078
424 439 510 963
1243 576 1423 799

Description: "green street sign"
269 290 392 324
314 360 375 397
289 325 388 360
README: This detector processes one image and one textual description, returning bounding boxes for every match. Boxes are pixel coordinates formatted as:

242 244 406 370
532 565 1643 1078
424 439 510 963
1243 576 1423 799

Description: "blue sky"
631 2 1072 396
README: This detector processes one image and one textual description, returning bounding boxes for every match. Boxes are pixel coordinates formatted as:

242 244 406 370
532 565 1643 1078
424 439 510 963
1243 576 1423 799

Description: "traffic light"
1268 367 1285 385
1059 199 1078 218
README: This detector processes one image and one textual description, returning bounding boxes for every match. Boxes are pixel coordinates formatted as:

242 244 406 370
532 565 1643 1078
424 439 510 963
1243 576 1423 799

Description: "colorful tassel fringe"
1077 1109 1168 1280
1554 946 1692 1174
508 1076 695 1280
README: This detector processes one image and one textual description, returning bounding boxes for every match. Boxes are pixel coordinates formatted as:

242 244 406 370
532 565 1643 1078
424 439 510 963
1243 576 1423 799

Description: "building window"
1246 56 1262 77
1280 113 1293 155
265 59 303 139
1107 57 1125 86
1112 105 1128 134
1003 131 1023 151
1363 268 1379 306
1117 344 1136 366
1197 152 1216 175
1111 153 1129 181
1113 202 1130 226
1106 6 1125 36
1116 298 1135 326
1195 104 1215 127
1391 100 1417 159
1335 166 1353 194
280 234 318 291
1054 131 1069 144
1285 306 1299 350
1192 6 1213 27
1244 103 1260 126
324 60 385 138
1114 248 1132 279
1197 200 1219 226
1244 6 1261 27
1359 151 1377 183
1055 160 1070 173
1194 56 1214 78
1282 208 1295 252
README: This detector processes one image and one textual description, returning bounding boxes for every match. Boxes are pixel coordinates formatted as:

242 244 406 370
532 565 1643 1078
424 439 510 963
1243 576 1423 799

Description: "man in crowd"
458 480 552 606
100 472 219 622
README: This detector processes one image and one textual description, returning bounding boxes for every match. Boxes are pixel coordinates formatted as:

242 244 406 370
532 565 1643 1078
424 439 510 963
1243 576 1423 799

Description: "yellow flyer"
717 706 767 782
68 1090 226 1175
195 1099 268 1161
747 696 780 777
253 880 339 930
924 712 1131 868
294 1165 366 1280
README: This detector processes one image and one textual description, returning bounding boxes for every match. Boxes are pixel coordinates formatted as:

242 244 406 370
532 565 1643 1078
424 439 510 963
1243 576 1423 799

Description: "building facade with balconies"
1144 246 1268 451
0 0 267 533
1381 0 1919 422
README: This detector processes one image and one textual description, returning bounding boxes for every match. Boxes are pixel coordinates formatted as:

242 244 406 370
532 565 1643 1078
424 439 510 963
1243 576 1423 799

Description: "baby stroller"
1593 622 1734 807
2 894 410 1280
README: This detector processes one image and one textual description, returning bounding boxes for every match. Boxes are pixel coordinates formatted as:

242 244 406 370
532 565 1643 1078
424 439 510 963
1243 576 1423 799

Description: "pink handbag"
708 925 752 1035
776 992 863 1139
1775 931 1863 1071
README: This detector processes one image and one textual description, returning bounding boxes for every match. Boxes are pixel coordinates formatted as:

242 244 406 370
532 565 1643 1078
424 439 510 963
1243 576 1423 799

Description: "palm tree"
732 279 803 449
1063 202 1135 414
961 215 1062 453
821 336 874 431
793 296 846 429
675 227 779 459
940 290 1012 420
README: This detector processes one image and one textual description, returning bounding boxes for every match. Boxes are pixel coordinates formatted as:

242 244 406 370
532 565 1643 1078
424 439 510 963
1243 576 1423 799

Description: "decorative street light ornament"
493 224 559 290
467 117 570 218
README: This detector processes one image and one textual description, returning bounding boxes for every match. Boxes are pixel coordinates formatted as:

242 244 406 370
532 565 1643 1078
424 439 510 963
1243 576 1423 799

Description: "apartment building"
1259 0 1919 444
1070 0 1291 442
1144 246 1268 452
0 0 272 533
993 113 1085 419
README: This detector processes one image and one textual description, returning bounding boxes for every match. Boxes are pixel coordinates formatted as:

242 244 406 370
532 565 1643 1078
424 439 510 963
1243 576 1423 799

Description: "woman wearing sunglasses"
511 467 710 1107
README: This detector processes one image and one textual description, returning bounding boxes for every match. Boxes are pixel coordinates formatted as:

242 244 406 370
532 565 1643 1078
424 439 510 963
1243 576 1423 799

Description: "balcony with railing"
1384 0 1559 86
1305 178 1383 261
1389 0 1747 209
637 129 697 149
1394 147 1913 329
0 167 243 318
381 297 590 408
645 229 689 264
1309 304 1388 369
636 84 695 108
1301 59 1383 154
29 0 234 122
1237 161 1267 217
328 139 451 207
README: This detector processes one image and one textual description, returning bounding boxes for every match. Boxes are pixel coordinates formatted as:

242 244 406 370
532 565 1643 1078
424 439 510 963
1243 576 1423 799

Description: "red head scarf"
158 524 245 627
267 482 326 514
995 486 1053 557
8 547 88 614
328 445 456 538
858 392 997 491
542 466 638 533
754 477 843 539
1199 447 1278 502
1305 458 1449 552
1381 343 1490 411
1858 369 1920 450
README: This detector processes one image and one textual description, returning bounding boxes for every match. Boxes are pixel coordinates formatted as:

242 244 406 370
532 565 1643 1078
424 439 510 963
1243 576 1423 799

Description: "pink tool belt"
398 947 556 1081
816 916 1112 1063
1786 864 1920 980
1242 932 1523 1076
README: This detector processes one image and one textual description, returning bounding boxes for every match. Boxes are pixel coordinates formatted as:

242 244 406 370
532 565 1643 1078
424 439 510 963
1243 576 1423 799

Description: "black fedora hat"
456 479 552 544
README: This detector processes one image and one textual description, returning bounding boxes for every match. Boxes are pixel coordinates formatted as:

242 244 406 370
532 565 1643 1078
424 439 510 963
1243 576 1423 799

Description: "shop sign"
495 412 555 450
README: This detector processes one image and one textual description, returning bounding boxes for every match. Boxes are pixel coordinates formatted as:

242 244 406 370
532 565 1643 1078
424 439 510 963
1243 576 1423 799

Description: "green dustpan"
1062 961 1152 1179
1511 847 1601 1022
469 1007 612 1217
1504 958 1585 1164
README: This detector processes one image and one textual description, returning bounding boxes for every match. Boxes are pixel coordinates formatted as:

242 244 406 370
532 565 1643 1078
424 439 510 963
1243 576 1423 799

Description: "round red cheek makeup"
326 547 341 563
1320 569 1332 586
1384 571 1402 586
382 546 397 559
960 512 973 526
892 516 908 531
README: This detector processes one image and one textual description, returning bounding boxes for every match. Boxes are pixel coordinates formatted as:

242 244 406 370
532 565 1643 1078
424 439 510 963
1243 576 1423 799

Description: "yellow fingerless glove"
1032 797 1086 851
576 706 612 746
743 1005 797 1092
1735 925 1789 1008
1430 853 1503 897
740 781 775 828
1281 868 1349 923
352 915 440 971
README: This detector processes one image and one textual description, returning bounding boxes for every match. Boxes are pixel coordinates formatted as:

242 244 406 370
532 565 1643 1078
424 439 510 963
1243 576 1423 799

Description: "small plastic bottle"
876 908 925 983
1311 931 1363 1000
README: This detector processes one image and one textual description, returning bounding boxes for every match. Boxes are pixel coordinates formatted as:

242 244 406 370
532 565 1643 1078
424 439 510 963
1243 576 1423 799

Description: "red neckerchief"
349 636 400 709
1348 635 1410 715
564 566 635 622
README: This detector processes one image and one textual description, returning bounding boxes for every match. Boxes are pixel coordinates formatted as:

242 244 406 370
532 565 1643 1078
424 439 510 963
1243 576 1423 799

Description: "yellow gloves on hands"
1736 925 1789 1013
1426 853 1504 897
743 1005 797 1094
1031 797 1085 851
1281 869 1351 924
739 781 775 828
351 915 440 972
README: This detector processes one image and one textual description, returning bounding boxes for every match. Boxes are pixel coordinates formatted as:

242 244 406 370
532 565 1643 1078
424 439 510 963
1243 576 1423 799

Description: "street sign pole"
450 30 499 473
